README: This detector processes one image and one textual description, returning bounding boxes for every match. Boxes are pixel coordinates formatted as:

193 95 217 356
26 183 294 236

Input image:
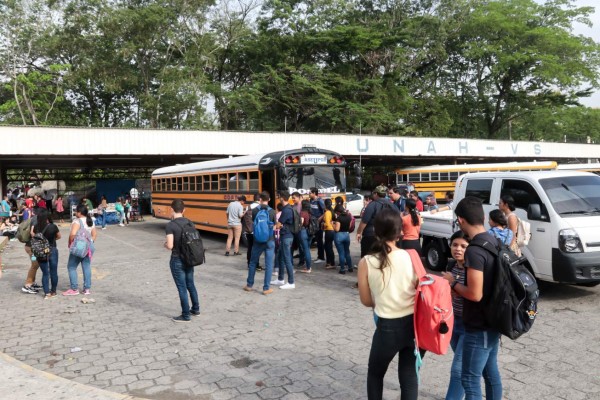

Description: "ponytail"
76 203 94 227
410 208 420 226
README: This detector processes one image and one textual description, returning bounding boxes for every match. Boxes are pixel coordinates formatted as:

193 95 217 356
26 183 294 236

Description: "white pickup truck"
420 170 600 286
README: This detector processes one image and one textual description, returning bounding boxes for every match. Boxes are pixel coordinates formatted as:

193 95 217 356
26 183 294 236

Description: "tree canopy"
0 0 599 141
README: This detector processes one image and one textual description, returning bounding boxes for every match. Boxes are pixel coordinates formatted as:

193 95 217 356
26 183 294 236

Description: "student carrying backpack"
469 238 538 340
30 225 51 261
289 207 303 235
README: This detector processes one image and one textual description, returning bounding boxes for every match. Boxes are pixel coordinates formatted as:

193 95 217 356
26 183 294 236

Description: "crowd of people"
164 186 510 399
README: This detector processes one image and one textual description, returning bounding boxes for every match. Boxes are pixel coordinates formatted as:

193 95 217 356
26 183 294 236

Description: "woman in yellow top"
358 208 419 400
322 198 336 268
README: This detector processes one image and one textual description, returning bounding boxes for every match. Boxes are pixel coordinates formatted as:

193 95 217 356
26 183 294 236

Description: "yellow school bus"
151 146 347 234
391 161 558 202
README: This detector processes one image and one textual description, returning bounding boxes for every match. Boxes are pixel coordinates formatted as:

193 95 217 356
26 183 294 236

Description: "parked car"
345 193 364 217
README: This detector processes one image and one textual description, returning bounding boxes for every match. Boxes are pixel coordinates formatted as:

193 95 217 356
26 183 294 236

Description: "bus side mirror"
353 163 362 190
278 166 287 180
528 204 541 220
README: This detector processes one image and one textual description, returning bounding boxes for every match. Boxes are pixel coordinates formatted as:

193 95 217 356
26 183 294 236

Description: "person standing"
31 208 61 300
22 206 40 294
298 200 313 274
431 191 455 214
308 187 325 264
388 187 405 213
356 186 396 258
272 190 295 289
99 195 108 230
243 191 277 295
54 195 65 223
499 194 520 256
443 197 503 400
164 199 200 322
44 191 53 214
0 195 11 218
441 231 469 400
357 208 419 400
115 197 125 226
333 204 353 274
401 198 422 255
63 204 97 296
243 193 261 268
225 195 246 256
322 198 336 269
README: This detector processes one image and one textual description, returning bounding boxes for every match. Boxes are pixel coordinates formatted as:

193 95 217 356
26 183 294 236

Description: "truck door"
501 179 552 280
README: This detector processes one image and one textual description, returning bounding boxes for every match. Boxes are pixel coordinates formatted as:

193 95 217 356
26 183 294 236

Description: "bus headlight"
559 229 583 253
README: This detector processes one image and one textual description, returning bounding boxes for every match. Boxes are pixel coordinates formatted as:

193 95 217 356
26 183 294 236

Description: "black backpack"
174 219 205 268
31 224 51 261
307 214 320 236
470 238 539 340
288 207 303 234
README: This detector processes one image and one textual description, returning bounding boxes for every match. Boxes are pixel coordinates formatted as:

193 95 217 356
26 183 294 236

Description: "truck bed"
420 209 455 239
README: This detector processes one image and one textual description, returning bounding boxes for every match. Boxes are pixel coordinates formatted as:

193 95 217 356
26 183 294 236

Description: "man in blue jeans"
445 196 502 399
243 191 277 295
164 199 200 322
271 190 295 289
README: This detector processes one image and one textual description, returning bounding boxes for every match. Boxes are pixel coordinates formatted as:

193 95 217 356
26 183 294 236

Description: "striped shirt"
449 260 466 318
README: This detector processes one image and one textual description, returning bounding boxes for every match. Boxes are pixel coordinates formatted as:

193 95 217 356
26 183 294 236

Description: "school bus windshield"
283 166 346 195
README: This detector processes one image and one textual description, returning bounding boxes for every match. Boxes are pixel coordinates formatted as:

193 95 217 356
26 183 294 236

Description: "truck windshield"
539 175 600 215
283 166 346 195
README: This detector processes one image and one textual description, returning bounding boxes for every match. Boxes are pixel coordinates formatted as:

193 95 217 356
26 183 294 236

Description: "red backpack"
406 249 454 355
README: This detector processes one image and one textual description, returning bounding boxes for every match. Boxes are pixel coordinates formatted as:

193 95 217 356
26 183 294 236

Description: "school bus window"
183 176 189 191
162 178 166 191
238 172 249 191
249 171 259 190
176 177 183 191
208 174 216 191
450 172 459 180
218 174 227 191
421 174 430 182
431 172 439 181
440 172 449 181
409 173 420 182
202 175 209 191
190 176 197 191
228 173 237 191
169 178 175 191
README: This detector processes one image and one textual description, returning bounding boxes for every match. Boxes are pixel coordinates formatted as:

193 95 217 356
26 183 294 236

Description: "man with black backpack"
443 196 503 399
164 199 201 323
356 185 396 258
243 191 277 295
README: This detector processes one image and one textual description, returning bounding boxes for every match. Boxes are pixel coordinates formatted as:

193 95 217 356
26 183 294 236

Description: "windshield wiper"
559 210 591 215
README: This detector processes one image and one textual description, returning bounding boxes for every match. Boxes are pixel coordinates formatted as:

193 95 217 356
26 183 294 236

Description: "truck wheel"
424 241 448 271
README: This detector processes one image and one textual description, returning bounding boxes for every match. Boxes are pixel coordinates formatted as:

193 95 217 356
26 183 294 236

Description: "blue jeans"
101 209 107 228
324 230 335 265
247 240 275 291
278 236 294 284
445 317 466 400
298 229 312 270
334 231 352 271
67 252 92 290
170 256 200 320
39 247 59 294
461 329 502 400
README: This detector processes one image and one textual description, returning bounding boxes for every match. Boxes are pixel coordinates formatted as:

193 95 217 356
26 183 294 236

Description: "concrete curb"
0 352 149 400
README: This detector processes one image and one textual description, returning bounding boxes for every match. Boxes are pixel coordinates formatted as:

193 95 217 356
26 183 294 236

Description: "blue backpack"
253 207 273 243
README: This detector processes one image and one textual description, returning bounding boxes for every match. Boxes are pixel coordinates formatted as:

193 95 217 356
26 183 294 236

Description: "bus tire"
423 240 448 271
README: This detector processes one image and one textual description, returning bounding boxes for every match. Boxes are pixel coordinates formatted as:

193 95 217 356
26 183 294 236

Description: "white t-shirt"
73 217 95 233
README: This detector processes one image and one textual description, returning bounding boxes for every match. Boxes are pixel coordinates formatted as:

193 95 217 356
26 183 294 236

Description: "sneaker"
102 227 107 230
256 266 263 272
119 223 125 227
280 283 296 290
270 279 285 286
225 251 230 256
233 252 241 256
242 286 253 292
44 294 56 300
313 258 325 264
82 289 91 295
339 270 346 275
172 315 191 323
325 264 336 269
190 310 201 316
348 268 355 273
31 283 42 289
62 289 79 296
22 286 38 294
263 288 274 295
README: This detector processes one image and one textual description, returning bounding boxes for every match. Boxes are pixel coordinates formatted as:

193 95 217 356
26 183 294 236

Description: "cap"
373 185 388 196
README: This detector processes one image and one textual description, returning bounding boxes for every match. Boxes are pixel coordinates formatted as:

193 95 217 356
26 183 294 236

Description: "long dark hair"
77 204 93 227
35 208 50 232
370 208 402 273
324 198 335 221
405 198 420 226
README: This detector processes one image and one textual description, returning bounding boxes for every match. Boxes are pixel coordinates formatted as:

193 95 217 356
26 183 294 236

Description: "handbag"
69 219 95 258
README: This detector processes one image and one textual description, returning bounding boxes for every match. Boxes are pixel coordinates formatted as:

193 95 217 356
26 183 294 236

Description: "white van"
420 171 600 286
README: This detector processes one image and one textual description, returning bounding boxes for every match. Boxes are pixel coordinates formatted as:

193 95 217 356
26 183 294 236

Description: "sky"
570 0 600 107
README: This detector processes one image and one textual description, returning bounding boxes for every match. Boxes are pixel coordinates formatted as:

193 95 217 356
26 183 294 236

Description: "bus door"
261 170 276 208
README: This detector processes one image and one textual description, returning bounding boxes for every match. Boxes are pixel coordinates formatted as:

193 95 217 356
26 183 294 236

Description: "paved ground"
1 218 599 400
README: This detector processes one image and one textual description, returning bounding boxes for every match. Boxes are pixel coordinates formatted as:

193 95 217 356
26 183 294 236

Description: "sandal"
299 268 312 274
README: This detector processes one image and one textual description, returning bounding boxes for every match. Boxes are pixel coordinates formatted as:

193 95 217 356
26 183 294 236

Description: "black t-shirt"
165 217 191 257
336 213 352 232
361 198 397 237
33 223 60 247
462 231 499 331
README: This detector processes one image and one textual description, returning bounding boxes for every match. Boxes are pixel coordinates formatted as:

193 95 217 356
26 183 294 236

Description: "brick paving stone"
0 220 598 400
